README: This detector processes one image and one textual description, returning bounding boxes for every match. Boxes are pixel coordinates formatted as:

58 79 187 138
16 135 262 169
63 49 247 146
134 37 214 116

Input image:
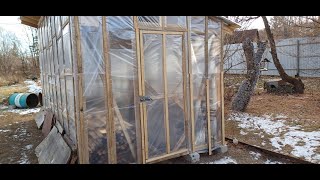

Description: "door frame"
138 30 189 163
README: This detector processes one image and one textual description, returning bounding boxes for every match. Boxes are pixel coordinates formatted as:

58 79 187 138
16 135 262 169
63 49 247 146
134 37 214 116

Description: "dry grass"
0 83 27 104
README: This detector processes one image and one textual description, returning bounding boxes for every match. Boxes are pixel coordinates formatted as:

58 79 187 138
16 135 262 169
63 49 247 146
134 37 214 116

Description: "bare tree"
231 38 267 111
262 16 305 94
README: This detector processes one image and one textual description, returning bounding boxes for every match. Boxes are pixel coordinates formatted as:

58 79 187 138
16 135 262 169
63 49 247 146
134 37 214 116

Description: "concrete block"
184 152 200 163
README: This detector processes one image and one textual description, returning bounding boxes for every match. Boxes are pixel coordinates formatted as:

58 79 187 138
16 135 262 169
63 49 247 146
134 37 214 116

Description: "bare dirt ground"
0 82 43 164
161 142 293 164
224 74 320 163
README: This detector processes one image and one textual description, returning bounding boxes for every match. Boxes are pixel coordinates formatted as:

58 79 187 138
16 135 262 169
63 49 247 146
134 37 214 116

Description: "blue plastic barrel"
9 93 39 108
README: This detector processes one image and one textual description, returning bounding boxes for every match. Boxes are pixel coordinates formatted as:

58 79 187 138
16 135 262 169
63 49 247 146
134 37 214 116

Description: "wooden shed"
21 16 239 164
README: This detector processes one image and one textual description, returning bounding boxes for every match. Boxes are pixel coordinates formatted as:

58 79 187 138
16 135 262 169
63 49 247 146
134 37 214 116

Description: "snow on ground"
18 152 30 164
0 129 11 133
7 107 41 115
228 112 320 163
264 159 284 164
24 80 42 94
249 151 261 160
205 157 238 164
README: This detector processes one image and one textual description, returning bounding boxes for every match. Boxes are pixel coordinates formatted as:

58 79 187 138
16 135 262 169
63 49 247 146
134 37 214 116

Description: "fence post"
296 40 300 77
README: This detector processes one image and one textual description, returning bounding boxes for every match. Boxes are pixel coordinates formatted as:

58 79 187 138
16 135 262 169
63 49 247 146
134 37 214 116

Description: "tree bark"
261 16 305 94
231 38 267 111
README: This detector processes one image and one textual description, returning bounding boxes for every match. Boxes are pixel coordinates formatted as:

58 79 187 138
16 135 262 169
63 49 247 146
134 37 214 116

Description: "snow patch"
270 131 320 162
229 112 320 163
264 159 283 164
249 151 261 160
7 107 41 115
24 80 42 94
0 129 11 133
228 113 286 136
25 144 33 150
240 130 248 135
206 157 237 164
18 152 30 164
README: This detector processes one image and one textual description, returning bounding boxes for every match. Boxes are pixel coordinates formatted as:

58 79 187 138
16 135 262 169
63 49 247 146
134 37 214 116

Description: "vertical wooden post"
139 30 149 161
73 16 89 164
205 16 212 155
133 16 144 164
187 16 195 152
182 32 189 153
102 16 117 164
220 21 226 145
162 32 170 154
297 40 300 77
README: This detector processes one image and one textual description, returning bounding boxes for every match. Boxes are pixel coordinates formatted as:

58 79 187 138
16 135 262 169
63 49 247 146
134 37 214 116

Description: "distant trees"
0 26 38 85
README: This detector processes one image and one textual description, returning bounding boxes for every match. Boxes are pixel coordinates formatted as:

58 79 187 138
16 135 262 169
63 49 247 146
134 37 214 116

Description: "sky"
0 16 34 52
0 16 268 51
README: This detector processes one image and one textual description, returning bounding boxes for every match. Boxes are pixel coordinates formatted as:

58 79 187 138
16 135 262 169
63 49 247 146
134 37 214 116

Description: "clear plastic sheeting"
138 16 161 27
165 16 186 29
208 19 222 148
79 16 108 164
166 35 186 152
107 16 138 163
36 16 228 164
190 16 207 146
142 33 166 158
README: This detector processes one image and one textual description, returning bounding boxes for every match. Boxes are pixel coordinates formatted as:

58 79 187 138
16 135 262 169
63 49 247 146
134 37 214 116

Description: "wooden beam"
133 16 143 164
187 16 195 152
205 16 212 155
162 32 170 154
182 31 189 154
146 149 188 164
220 20 226 145
21 20 38 28
74 16 89 164
21 17 39 25
139 30 149 161
102 16 117 164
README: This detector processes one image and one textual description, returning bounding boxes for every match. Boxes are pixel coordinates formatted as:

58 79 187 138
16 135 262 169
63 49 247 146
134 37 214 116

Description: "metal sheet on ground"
35 126 71 164
34 109 45 129
42 111 53 137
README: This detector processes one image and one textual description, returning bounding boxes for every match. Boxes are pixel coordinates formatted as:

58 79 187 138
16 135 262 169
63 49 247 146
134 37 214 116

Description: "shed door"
139 31 188 162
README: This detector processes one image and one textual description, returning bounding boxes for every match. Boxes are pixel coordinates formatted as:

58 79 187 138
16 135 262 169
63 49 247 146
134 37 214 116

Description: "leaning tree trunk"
261 16 305 94
231 38 267 111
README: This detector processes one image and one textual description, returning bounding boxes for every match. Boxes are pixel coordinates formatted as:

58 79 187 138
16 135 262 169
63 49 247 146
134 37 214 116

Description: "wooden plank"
34 108 45 129
220 21 226 145
139 30 149 161
55 119 64 134
206 79 212 155
162 32 170 154
102 16 117 164
146 149 188 164
205 16 212 155
133 16 143 164
59 16 70 136
182 32 189 153
187 16 195 152
42 110 54 137
112 98 136 159
74 16 89 164
35 126 71 164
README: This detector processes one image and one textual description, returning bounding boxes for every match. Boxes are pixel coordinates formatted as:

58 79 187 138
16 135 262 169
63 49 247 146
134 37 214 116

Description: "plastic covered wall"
106 16 138 163
79 16 108 164
208 18 222 148
37 16 226 164
190 16 208 147
38 16 77 149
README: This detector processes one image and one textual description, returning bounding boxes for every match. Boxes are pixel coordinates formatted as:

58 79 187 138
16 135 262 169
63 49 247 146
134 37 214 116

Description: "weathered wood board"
35 126 71 164
34 108 45 129
42 111 53 137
